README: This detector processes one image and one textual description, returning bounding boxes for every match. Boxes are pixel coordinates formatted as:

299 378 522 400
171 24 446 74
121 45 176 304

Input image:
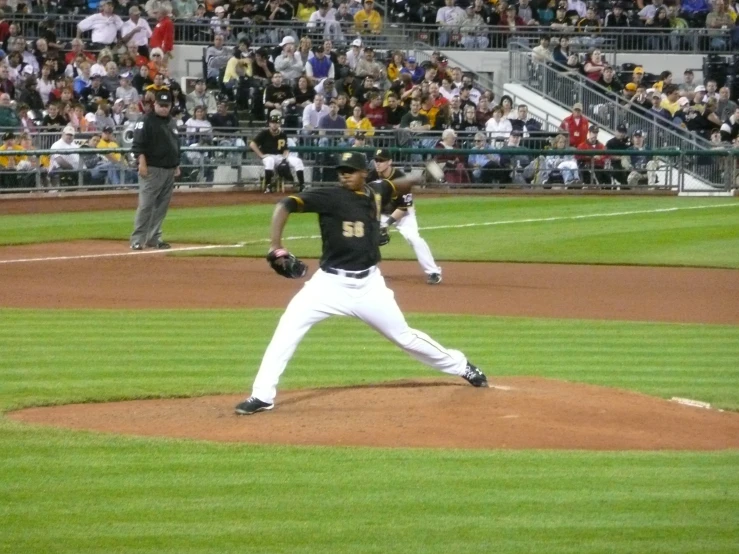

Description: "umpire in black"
130 90 181 250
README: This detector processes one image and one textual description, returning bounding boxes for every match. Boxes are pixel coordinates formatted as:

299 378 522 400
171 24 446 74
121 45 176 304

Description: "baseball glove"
379 225 390 246
267 248 307 279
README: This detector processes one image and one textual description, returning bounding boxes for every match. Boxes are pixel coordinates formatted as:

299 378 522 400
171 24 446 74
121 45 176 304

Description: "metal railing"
506 44 728 187
0 142 735 194
7 12 735 53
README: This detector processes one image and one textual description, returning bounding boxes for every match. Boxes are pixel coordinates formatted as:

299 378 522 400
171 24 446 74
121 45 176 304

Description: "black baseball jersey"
284 179 397 271
366 167 412 214
263 83 294 105
252 129 288 154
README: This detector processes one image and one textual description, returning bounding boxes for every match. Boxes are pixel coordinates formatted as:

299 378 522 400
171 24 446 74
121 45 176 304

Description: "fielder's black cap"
374 148 391 161
337 151 368 172
269 111 281 122
155 90 172 104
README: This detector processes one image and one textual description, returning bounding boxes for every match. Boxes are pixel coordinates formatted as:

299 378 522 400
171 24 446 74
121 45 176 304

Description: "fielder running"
250 111 306 192
367 148 443 285
235 151 488 415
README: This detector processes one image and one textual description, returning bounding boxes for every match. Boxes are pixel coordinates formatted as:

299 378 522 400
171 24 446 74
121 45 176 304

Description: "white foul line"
0 202 736 265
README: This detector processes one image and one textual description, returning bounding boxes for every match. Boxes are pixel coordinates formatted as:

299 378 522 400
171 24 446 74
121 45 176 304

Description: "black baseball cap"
616 123 627 133
155 90 172 104
102 125 114 133
589 124 599 133
374 148 391 161
269 113 281 122
632 129 644 137
2 131 14 141
337 151 368 172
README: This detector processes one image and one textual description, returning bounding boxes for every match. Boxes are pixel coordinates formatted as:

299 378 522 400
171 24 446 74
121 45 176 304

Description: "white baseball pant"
382 208 441 276
262 154 305 172
251 267 468 403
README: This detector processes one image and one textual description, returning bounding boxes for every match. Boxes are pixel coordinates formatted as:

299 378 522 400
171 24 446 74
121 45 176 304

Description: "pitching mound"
10 378 739 450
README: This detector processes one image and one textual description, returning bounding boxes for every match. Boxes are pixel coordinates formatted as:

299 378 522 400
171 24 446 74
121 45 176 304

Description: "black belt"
323 267 372 279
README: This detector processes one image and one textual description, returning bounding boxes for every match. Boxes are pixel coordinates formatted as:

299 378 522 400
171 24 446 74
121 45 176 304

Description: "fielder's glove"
267 248 307 279
378 225 390 246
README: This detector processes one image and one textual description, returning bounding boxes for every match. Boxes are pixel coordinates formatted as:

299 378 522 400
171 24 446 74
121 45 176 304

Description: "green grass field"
1 196 738 554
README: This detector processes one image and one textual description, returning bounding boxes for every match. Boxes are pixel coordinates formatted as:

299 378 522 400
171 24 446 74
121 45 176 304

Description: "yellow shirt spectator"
346 115 375 137
660 97 681 117
296 1 317 22
354 1 383 34
98 136 122 163
0 143 27 168
223 57 251 85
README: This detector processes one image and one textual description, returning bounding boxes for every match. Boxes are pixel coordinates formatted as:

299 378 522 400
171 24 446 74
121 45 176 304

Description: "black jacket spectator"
80 83 111 107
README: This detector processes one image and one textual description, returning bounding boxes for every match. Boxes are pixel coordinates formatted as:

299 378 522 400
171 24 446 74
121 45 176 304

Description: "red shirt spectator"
576 126 609 168
150 12 174 54
363 96 387 128
560 104 589 146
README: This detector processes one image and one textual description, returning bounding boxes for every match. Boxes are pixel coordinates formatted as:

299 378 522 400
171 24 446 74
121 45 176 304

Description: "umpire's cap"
337 151 368 172
155 90 172 104
374 148 391 161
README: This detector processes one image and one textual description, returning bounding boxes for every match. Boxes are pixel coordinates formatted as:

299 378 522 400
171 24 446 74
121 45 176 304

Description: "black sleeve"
285 187 337 214
369 179 396 207
131 116 149 157
395 191 413 209
252 129 267 148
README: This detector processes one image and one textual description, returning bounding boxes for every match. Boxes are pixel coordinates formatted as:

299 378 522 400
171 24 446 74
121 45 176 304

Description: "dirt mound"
10 378 739 450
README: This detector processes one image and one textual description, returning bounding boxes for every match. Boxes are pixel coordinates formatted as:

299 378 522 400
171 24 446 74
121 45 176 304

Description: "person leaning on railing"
354 0 383 37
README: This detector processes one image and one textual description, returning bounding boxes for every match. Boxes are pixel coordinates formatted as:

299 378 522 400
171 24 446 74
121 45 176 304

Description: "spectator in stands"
263 71 296 116
679 0 711 24
458 104 481 137
645 7 671 50
605 2 629 26
552 35 570 66
210 5 231 37
318 97 347 144
296 36 314 67
660 85 682 117
434 128 469 184
576 125 609 185
294 75 315 108
499 95 514 120
583 49 606 82
173 0 199 18
49 126 80 175
485 105 512 141
331 1 355 41
77 0 123 49
205 34 231 84
719 106 739 142
302 93 330 133
500 130 534 185
116 71 139 105
355 74 379 103
314 76 338 99
187 78 217 115
648 91 671 122
605 123 631 186
436 0 464 48
111 98 128 125
576 5 601 36
717 87 738 121
639 0 664 21
400 97 431 133
346 104 374 136
149 2 175 59
622 130 658 187
18 76 43 111
706 0 733 49
252 47 275 82
209 99 238 130
550 4 571 31
147 48 167 79
186 105 213 139
101 61 120 93
363 92 387 128
121 5 152 56
460 5 489 49
566 0 587 18
81 74 111 109
296 0 318 22
127 43 149 68
384 93 405 128
354 0 383 37
468 132 498 183
679 69 696 96
531 35 552 63
304 45 334 84
132 64 153 93
274 36 304 82
386 52 403 82
0 132 26 170
345 38 362 71
510 104 542 135
534 133 581 187
560 102 588 147
94 125 130 186
475 96 493 126
307 1 336 36
355 47 384 80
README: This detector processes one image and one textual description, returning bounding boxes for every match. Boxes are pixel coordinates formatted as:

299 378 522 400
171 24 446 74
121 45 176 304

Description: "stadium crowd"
0 0 736 190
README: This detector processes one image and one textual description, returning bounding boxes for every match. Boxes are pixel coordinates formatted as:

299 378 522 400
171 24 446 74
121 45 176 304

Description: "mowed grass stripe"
1 309 737 411
2 422 738 554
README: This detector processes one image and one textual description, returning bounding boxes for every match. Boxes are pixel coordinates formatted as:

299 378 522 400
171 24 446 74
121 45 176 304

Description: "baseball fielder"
368 149 442 285
250 111 306 192
235 151 488 415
